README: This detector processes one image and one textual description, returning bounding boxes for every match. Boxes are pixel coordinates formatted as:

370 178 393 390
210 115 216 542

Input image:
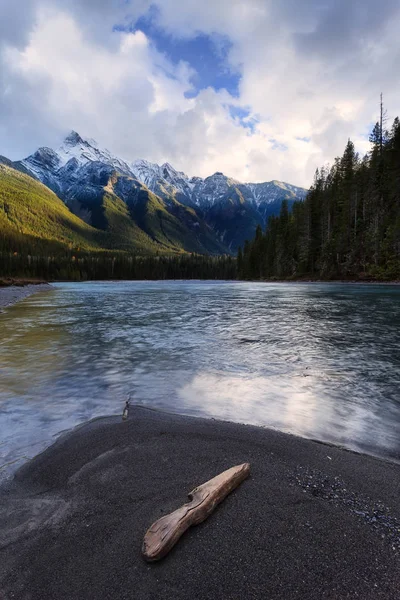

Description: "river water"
1 280 400 478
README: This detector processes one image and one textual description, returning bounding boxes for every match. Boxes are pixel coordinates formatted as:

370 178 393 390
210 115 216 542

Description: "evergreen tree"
238 107 400 282
237 246 243 278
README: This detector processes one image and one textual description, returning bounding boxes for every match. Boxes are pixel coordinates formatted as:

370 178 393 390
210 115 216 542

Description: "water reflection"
0 281 400 479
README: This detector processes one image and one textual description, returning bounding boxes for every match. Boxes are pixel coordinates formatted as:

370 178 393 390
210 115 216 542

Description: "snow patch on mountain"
57 131 133 176
247 181 307 207
19 130 308 211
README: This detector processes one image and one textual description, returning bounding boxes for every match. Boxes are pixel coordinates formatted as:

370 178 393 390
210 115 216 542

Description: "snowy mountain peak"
209 171 240 184
161 162 182 178
62 131 100 149
14 131 309 253
131 158 162 188
32 147 60 166
55 131 132 176
63 130 85 146
57 132 98 167
131 158 160 173
19 131 307 218
19 147 61 179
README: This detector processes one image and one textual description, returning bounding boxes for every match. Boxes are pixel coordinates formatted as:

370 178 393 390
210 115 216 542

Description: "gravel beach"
0 283 51 310
1 406 399 600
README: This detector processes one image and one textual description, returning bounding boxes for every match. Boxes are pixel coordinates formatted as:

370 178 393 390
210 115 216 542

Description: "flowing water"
1 280 400 479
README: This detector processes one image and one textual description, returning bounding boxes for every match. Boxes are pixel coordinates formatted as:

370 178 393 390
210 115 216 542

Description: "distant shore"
256 277 400 285
0 280 51 309
1 406 399 599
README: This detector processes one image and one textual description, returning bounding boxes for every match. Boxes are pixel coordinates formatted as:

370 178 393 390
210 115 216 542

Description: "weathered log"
142 462 250 562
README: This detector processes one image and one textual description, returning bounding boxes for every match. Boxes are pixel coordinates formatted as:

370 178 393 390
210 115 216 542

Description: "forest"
238 103 400 281
3 101 400 283
0 249 236 281
0 162 236 281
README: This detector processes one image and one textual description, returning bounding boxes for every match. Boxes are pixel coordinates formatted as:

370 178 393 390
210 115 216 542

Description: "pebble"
289 466 400 554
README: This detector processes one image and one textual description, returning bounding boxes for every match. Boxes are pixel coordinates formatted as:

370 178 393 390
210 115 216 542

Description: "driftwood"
122 399 130 420
142 462 250 562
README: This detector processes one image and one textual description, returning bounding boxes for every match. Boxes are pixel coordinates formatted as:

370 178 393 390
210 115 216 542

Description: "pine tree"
237 246 243 278
238 106 400 282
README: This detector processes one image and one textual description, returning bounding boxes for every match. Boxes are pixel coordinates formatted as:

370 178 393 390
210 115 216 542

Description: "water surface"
1 281 400 478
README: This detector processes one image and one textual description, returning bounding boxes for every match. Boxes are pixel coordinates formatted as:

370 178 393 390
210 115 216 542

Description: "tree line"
0 189 237 280
238 102 400 281
0 249 237 281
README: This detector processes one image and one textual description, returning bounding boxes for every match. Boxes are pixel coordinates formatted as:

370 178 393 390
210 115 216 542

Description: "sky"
1 0 400 187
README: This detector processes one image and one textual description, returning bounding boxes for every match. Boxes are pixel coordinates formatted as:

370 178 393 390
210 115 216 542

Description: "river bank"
1 406 399 599
0 281 51 309
252 278 400 285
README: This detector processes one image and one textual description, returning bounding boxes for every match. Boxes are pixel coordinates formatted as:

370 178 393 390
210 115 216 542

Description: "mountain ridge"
11 131 308 251
0 161 228 258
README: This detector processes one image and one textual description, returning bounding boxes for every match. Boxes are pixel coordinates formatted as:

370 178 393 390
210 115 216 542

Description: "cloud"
1 0 400 187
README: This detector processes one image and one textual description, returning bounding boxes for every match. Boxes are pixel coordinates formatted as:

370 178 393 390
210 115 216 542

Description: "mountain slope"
16 139 229 254
109 171 227 254
0 163 103 253
0 162 172 255
13 131 308 252
0 160 227 257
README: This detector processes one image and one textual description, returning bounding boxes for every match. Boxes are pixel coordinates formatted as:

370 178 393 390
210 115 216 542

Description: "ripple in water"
0 280 400 479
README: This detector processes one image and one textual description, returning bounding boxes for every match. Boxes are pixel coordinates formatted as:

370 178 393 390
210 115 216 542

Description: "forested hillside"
0 163 104 254
0 163 235 280
239 109 400 281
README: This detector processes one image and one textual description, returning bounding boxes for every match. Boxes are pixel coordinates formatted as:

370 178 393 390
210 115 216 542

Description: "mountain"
131 151 308 250
12 131 307 252
0 160 225 257
13 137 226 255
0 161 102 253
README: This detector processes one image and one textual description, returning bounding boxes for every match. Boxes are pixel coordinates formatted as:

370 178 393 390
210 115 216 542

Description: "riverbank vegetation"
0 250 236 281
239 104 400 281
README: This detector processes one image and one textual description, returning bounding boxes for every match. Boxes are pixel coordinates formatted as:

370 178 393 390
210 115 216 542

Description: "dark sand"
1 407 400 600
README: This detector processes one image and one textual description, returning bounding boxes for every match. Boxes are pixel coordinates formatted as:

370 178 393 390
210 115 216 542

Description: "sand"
0 406 399 599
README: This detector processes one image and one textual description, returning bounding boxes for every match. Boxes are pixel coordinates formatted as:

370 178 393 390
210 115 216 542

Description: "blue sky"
117 9 260 135
117 7 241 99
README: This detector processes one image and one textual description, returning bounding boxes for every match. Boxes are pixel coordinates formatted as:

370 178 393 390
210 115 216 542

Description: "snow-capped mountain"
14 131 308 251
57 131 133 176
130 159 196 204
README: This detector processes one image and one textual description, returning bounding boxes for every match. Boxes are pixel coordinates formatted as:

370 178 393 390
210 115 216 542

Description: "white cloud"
1 0 400 187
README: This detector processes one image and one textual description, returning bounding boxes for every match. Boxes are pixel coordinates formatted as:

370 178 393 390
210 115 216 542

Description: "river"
1 280 400 479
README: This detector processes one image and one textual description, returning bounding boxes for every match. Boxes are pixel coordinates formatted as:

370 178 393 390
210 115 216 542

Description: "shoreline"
1 407 399 599
247 278 400 285
0 282 51 310
59 404 400 468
